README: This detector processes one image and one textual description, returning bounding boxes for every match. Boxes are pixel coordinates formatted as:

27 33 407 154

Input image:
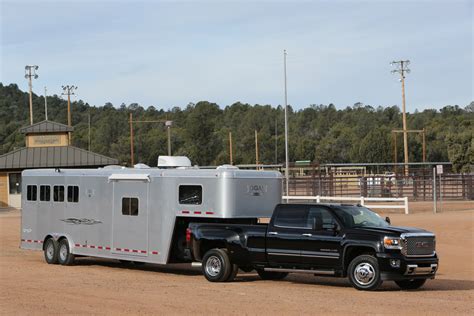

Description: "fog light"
390 259 401 268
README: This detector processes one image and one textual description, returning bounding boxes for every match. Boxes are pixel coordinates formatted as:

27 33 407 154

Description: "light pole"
391 60 410 177
283 50 289 199
24 65 39 125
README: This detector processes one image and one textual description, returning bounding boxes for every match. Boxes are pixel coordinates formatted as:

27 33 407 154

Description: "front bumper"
377 252 439 281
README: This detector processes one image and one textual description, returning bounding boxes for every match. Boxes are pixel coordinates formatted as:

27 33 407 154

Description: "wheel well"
344 246 376 273
199 240 227 260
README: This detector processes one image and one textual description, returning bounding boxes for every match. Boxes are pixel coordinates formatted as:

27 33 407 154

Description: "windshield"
333 205 389 228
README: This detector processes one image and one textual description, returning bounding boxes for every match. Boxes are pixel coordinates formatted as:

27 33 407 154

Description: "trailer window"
67 186 79 203
53 186 65 202
40 185 50 201
122 197 139 216
179 185 202 205
26 185 37 201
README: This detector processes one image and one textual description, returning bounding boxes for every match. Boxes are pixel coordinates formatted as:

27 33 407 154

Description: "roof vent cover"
157 156 192 168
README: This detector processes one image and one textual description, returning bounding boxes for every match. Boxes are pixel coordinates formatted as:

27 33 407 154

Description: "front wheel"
395 279 427 290
257 270 288 280
348 255 383 291
202 248 232 282
58 239 75 265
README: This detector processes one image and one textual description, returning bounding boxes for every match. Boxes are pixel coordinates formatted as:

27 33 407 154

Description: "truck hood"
351 225 433 236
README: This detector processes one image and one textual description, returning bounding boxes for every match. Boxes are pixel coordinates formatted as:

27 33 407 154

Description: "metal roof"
0 146 118 170
19 120 74 134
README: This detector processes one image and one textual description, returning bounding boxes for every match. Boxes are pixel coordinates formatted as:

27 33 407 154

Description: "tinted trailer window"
179 185 202 205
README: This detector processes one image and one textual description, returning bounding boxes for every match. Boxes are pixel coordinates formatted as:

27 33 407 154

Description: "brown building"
0 120 118 208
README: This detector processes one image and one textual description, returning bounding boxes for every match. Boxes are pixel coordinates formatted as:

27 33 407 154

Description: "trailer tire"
202 248 232 282
44 238 59 264
256 269 288 280
58 238 75 266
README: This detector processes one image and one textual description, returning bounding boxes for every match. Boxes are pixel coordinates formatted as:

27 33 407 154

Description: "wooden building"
0 120 118 208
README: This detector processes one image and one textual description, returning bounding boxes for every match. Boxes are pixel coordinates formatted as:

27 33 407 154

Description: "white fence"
282 195 409 214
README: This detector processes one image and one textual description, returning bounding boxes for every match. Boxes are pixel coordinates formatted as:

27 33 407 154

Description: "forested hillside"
0 83 472 172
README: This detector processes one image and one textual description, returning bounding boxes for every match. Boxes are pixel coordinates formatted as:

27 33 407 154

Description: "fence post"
404 196 409 215
360 196 365 206
316 195 320 203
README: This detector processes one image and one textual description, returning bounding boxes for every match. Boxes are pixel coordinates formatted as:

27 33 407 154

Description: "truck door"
112 180 149 257
266 205 308 266
300 206 343 268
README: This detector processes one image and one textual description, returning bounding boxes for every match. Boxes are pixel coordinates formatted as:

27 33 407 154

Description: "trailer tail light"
186 228 192 243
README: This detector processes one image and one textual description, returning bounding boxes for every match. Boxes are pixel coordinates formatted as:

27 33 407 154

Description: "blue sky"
1 0 472 111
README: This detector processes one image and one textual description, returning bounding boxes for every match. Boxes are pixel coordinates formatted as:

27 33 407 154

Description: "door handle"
302 233 312 237
268 232 278 235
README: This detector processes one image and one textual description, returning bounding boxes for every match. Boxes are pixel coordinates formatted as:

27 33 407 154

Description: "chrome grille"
401 234 435 257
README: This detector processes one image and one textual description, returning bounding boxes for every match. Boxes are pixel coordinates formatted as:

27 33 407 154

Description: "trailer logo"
247 184 267 196
61 218 102 225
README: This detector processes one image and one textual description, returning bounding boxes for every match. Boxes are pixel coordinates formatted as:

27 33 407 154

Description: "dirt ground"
1 202 473 315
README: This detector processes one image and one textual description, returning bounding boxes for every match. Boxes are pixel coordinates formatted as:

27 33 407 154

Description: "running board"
264 267 335 275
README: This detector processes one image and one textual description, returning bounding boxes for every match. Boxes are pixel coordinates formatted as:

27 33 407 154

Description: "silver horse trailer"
20 164 282 266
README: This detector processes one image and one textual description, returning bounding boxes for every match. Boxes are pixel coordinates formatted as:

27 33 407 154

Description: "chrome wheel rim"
59 244 68 261
46 242 54 260
354 262 375 286
205 256 222 277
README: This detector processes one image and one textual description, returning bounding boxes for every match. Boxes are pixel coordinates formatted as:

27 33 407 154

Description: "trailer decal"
61 218 102 225
21 239 43 244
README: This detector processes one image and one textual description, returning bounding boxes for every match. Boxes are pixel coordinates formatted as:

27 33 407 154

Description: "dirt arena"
1 202 473 315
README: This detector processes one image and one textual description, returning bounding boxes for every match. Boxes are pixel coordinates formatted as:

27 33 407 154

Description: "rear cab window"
273 205 308 229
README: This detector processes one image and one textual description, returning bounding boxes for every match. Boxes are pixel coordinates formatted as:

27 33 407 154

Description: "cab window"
274 206 307 228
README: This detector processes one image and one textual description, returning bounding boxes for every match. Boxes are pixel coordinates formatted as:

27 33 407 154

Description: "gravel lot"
1 205 473 315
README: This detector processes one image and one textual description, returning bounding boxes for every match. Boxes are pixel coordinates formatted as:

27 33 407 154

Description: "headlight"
384 236 402 249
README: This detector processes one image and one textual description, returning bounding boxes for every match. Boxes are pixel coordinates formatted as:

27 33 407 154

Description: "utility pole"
130 113 135 166
391 60 410 177
62 85 77 144
229 131 233 165
44 87 48 121
165 120 173 156
283 50 289 199
275 118 278 164
88 111 91 151
255 130 259 169
24 65 39 125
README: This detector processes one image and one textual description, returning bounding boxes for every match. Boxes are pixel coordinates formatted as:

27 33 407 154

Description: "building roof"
19 120 74 134
0 146 118 170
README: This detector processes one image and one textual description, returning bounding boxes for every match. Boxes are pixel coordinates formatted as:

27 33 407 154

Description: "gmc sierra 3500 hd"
185 203 438 291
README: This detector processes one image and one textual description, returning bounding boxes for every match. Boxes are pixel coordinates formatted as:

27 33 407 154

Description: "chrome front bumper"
405 264 438 276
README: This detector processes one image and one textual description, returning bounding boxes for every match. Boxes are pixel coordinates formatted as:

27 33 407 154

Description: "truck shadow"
74 258 202 276
234 273 474 291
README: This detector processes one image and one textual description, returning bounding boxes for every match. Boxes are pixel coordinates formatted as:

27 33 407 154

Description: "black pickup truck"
185 203 438 291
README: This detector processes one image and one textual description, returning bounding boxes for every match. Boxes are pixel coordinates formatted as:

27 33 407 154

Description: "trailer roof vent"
216 165 239 170
134 163 150 169
157 156 192 168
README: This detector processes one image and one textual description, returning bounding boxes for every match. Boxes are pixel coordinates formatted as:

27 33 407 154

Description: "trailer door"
112 180 149 257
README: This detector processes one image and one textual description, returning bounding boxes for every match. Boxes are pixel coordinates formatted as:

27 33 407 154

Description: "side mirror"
385 216 391 225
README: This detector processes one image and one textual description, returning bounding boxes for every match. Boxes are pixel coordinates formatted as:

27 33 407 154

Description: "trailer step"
264 267 335 275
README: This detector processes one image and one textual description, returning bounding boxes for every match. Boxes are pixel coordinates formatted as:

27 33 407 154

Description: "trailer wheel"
58 239 75 266
44 238 59 264
256 269 288 280
202 248 232 282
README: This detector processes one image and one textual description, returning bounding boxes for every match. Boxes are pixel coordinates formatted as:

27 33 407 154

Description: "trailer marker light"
182 210 190 214
205 212 214 215
194 211 202 215
186 228 192 242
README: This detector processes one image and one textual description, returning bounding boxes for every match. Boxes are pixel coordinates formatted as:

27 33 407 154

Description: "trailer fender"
44 233 77 253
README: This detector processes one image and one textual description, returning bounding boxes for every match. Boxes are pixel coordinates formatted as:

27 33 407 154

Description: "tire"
226 264 239 282
256 270 288 280
44 238 59 264
58 239 75 265
202 248 232 282
395 279 426 290
348 255 383 291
